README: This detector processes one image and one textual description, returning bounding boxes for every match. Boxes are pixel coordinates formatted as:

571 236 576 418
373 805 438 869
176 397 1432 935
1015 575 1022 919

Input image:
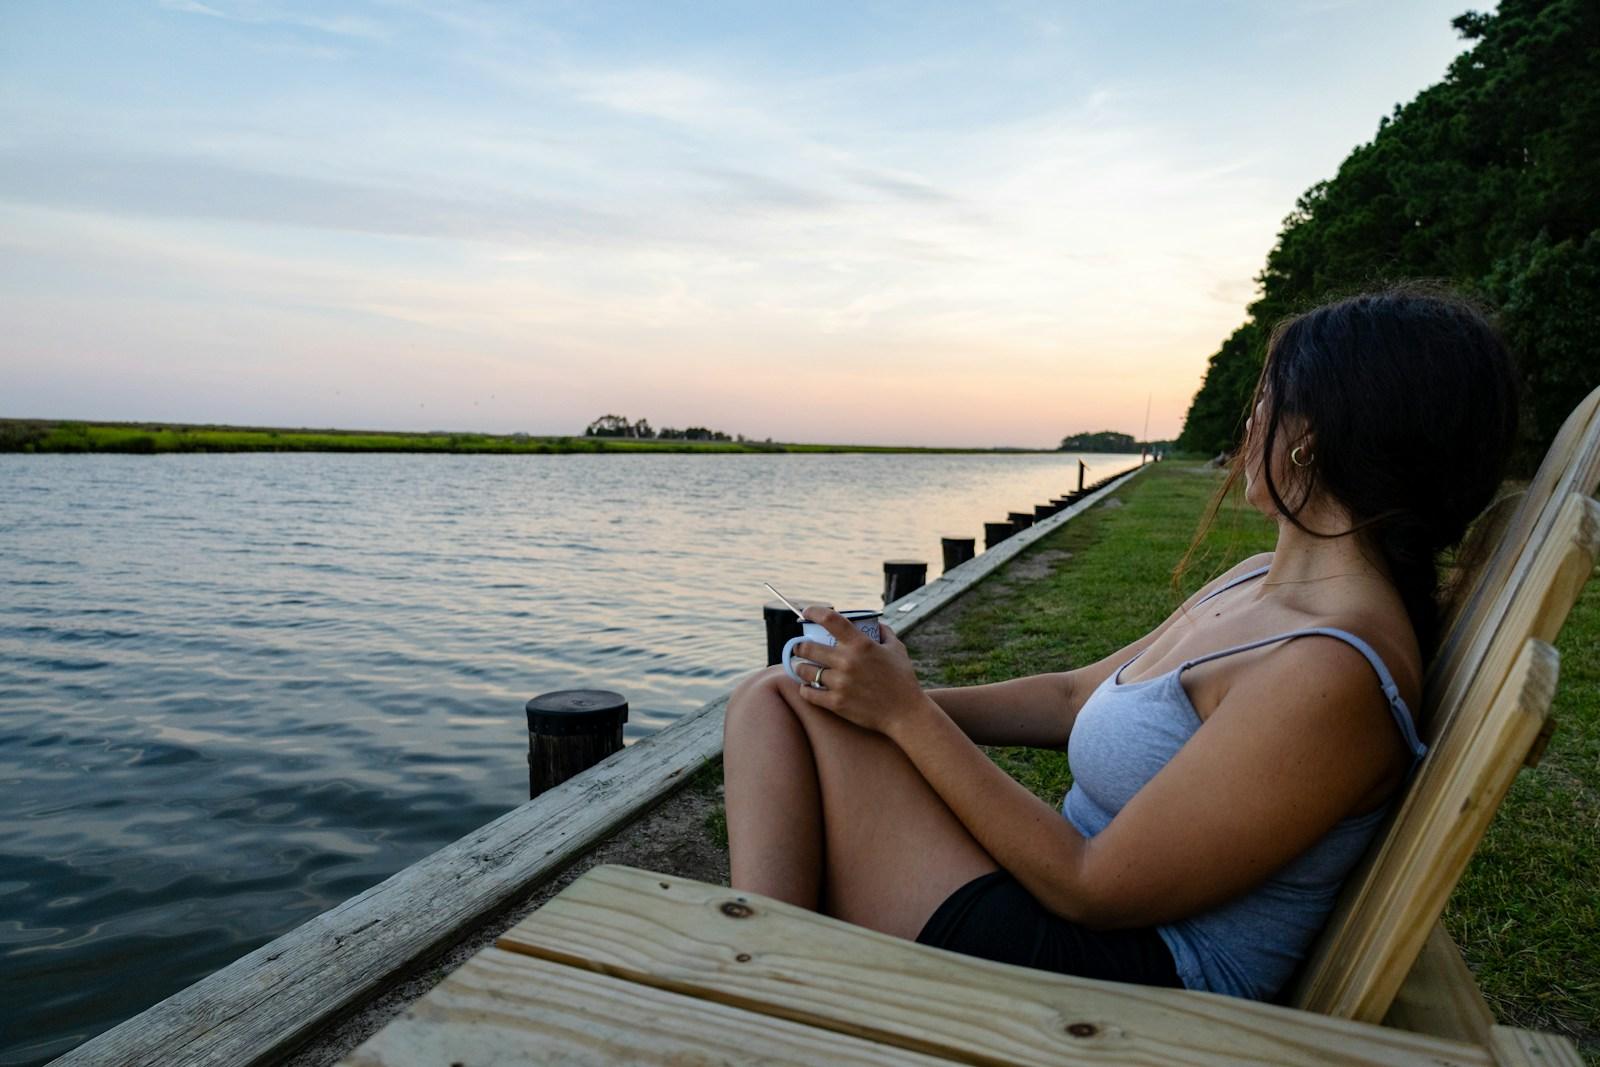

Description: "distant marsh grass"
0 420 1053 456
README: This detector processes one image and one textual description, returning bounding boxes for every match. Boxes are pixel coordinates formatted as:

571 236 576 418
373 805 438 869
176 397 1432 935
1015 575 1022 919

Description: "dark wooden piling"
1077 459 1087 492
883 559 928 603
984 521 1013 549
1007 511 1035 531
526 689 628 799
764 601 804 666
941 537 976 573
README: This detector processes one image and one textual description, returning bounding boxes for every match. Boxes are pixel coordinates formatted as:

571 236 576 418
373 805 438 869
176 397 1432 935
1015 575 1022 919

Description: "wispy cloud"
2 0 1474 442
156 0 390 41
0 147 648 248
158 0 227 16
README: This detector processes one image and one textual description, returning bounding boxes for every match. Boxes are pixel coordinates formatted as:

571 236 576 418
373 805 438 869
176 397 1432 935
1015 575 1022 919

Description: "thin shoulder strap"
1194 563 1272 606
1180 627 1427 762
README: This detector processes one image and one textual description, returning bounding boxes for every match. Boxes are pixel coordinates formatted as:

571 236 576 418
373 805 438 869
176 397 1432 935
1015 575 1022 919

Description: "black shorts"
915 870 1183 988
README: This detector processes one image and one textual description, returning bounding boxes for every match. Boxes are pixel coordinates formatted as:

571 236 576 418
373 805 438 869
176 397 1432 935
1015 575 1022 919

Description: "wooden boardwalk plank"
881 465 1147 628
338 946 954 1067
498 864 1496 1067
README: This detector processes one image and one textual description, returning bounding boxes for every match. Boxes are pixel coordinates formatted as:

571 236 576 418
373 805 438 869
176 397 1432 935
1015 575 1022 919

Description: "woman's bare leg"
723 667 825 908
724 667 999 940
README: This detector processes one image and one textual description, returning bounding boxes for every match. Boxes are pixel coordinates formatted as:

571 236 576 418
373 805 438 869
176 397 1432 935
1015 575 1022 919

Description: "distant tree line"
1058 431 1173 454
1059 430 1135 453
1177 0 1599 472
584 414 734 441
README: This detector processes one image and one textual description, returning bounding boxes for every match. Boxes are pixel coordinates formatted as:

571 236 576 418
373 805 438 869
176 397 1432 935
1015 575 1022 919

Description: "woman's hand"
791 607 935 738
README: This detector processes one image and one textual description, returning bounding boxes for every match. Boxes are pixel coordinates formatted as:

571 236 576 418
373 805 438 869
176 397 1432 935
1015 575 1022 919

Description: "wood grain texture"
338 946 954 1067
1383 923 1494 1045
1295 639 1561 1019
1487 1026 1587 1067
51 696 728 1067
1439 493 1524 642
1429 384 1600 713
1294 491 1600 1020
1299 389 1598 1026
497 864 1497 1067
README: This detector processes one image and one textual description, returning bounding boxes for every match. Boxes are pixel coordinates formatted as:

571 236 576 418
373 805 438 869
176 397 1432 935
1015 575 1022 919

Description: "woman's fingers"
792 640 843 666
803 606 869 646
796 678 839 710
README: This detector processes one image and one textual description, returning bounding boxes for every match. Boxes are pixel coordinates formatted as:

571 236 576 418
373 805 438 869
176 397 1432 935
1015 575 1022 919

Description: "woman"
723 285 1519 1001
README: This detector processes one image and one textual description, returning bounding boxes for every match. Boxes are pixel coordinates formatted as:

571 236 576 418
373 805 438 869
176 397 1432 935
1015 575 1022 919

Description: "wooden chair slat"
1428 384 1600 743
1486 1025 1587 1067
1438 492 1524 642
1429 490 1600 752
497 864 1497 1067
1295 638 1558 1017
1383 923 1494 1046
1324 639 1561 1023
1294 490 1600 1019
337 945 952 1067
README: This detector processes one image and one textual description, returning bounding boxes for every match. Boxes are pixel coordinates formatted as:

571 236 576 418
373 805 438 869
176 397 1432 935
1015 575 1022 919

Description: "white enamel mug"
782 610 883 683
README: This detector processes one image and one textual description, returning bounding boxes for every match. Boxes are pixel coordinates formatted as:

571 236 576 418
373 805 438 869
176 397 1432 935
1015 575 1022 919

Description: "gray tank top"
1060 565 1426 1000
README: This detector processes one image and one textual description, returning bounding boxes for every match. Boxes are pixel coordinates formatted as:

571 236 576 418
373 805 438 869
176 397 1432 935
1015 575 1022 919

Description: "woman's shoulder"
1310 604 1423 707
1236 551 1275 574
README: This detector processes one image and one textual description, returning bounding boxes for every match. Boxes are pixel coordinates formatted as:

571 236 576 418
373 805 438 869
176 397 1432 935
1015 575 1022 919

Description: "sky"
0 1 1478 447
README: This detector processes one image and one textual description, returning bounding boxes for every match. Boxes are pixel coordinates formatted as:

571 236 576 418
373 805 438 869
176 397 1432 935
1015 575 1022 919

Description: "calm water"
0 450 1138 1064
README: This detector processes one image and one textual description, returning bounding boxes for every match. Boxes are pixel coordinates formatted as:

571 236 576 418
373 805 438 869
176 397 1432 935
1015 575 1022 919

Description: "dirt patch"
999 547 1073 583
283 772 729 1066
904 570 989 681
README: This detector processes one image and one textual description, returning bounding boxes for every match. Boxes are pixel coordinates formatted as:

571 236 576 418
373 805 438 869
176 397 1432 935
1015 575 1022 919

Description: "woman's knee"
730 664 786 703
726 665 791 730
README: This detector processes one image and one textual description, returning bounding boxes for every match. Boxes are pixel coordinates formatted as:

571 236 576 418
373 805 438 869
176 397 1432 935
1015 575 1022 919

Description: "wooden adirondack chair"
341 387 1600 1067
1290 383 1600 1036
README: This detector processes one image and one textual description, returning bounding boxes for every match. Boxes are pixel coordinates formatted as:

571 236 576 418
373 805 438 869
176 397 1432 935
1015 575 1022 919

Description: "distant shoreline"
0 419 1109 456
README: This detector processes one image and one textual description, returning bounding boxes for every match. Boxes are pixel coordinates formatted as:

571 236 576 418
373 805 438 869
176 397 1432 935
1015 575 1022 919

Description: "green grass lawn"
909 460 1599 1060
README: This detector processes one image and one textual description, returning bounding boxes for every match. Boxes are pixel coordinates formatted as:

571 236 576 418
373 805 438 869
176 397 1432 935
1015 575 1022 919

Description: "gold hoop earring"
1290 445 1314 468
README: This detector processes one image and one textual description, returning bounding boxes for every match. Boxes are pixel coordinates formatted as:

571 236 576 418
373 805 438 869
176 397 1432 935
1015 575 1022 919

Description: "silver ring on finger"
812 666 827 689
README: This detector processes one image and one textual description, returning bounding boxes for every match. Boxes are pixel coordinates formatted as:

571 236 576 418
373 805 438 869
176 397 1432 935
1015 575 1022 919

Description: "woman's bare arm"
922 553 1273 749
921 675 1076 748
879 634 1399 928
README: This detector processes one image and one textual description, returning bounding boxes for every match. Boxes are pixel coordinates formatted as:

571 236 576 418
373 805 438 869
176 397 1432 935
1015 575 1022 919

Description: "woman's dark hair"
1185 283 1519 656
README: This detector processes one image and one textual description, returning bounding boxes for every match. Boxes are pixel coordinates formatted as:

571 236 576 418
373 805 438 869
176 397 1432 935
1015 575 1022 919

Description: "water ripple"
0 449 1139 1066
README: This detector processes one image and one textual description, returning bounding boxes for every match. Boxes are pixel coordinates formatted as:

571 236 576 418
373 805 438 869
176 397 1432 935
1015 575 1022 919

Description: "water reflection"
0 450 1137 1064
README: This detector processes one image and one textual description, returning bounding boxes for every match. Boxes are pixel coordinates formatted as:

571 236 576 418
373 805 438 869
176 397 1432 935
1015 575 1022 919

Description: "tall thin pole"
1142 393 1151 463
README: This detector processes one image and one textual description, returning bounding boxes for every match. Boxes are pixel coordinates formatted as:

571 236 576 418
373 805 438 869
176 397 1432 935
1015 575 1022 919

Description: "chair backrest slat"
1428 386 1600 740
1291 384 1600 1020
